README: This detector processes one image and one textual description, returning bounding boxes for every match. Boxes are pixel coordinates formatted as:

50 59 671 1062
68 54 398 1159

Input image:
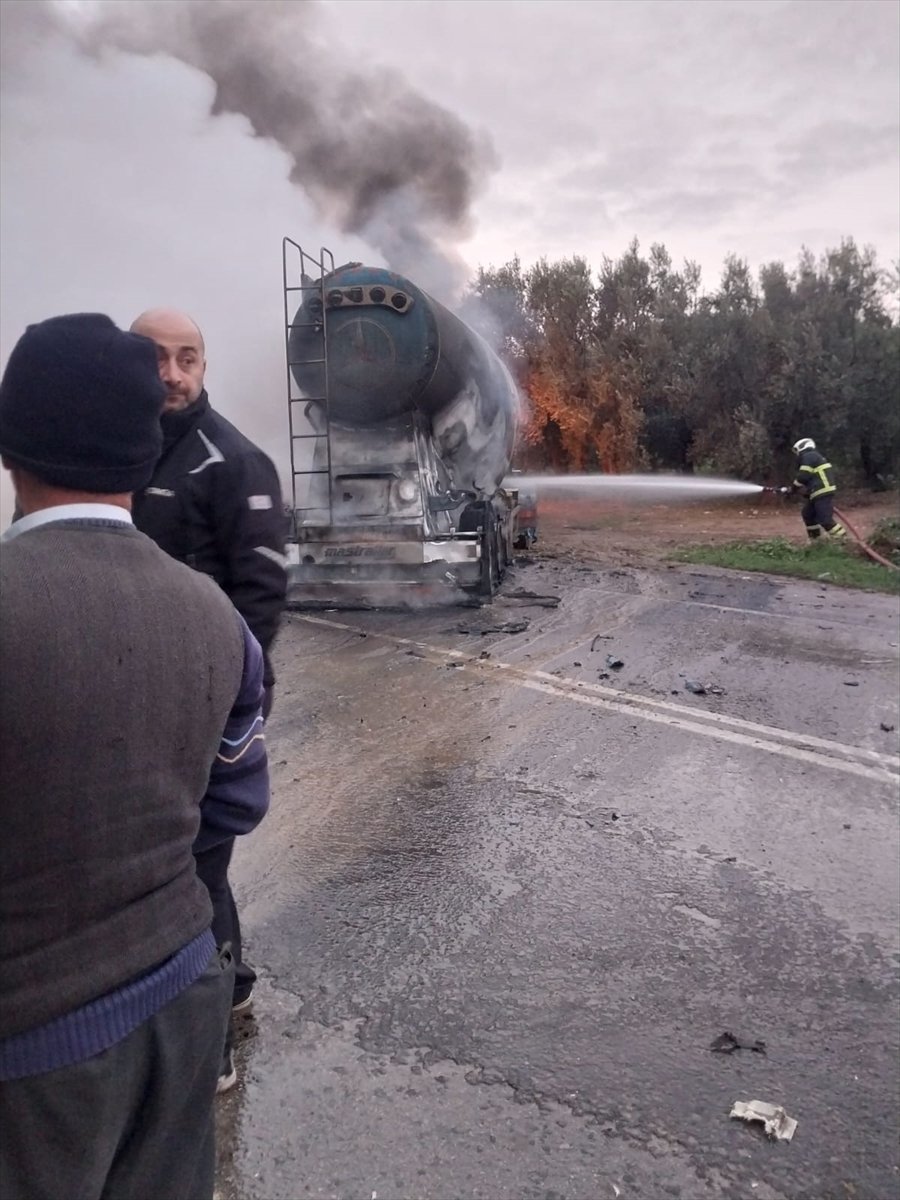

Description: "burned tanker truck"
283 241 530 605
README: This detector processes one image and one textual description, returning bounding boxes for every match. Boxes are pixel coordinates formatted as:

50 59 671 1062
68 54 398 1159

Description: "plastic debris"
843 681 860 687
711 1031 766 1056
881 722 896 732
606 655 625 670
685 679 706 695
590 634 613 651
729 1100 797 1142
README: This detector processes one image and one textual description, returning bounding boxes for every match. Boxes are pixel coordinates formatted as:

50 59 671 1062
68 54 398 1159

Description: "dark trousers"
0 950 232 1200
194 838 256 1006
802 494 842 538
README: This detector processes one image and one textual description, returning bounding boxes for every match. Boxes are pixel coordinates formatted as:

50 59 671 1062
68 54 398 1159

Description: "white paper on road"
730 1099 798 1142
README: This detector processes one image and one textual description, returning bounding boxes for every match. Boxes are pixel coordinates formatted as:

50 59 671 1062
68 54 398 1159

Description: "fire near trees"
468 238 899 484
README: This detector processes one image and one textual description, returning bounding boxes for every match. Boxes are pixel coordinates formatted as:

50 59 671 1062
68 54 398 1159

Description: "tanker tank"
289 264 519 498
282 244 528 603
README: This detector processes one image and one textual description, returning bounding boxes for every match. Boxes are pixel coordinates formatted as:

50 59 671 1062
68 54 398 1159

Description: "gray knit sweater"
0 519 244 1038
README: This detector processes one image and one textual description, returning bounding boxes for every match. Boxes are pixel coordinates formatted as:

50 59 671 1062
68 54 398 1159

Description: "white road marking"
294 614 900 787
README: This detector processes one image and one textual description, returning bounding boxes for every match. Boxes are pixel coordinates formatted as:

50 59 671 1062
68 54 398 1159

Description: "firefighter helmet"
792 437 816 454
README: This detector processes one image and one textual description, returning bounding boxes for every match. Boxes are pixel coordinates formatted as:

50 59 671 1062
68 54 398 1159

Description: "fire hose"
761 487 898 571
833 505 898 571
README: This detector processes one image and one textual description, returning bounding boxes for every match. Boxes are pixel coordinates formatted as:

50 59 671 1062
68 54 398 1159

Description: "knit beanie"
0 313 165 493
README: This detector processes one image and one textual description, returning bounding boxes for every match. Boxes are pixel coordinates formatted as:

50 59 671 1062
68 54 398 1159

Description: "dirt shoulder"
533 489 898 569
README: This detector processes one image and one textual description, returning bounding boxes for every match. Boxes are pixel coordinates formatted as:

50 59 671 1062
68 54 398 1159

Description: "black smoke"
0 0 495 296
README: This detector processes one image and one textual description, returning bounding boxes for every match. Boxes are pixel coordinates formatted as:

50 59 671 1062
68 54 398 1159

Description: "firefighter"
790 437 846 541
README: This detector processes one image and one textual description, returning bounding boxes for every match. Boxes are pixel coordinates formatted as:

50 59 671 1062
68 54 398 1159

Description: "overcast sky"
1 0 897 520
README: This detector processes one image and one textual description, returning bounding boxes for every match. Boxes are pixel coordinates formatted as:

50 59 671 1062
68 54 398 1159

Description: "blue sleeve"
193 616 271 854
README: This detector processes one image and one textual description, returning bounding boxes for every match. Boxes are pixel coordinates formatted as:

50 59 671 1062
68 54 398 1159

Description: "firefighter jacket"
132 391 288 687
793 448 837 499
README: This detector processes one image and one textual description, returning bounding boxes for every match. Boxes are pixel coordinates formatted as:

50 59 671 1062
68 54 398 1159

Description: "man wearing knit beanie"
0 314 270 1200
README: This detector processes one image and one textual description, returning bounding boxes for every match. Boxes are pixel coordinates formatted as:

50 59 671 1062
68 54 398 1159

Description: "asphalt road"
216 554 900 1200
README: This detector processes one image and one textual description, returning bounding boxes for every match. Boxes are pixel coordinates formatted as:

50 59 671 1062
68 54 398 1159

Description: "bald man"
130 309 287 1069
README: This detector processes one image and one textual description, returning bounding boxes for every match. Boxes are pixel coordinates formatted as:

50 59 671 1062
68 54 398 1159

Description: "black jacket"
132 392 287 687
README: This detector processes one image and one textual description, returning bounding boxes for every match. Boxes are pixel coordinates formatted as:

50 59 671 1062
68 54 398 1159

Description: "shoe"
232 991 254 1014
217 1051 237 1094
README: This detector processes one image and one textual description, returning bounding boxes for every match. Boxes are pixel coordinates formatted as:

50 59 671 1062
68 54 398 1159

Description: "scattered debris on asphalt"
843 823 852 830
590 634 614 651
880 722 896 732
405 649 427 659
504 589 561 608
684 679 726 696
711 1031 767 1056
457 619 530 635
844 681 860 687
478 649 491 660
729 1100 797 1142
606 655 625 670
573 660 583 667
598 671 611 680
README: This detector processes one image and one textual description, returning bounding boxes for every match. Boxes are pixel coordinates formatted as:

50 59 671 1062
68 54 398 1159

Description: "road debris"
605 655 625 670
457 619 530 635
684 679 726 696
844 681 860 687
711 1031 767 1055
590 634 613 651
880 722 896 732
504 589 561 608
730 1100 797 1142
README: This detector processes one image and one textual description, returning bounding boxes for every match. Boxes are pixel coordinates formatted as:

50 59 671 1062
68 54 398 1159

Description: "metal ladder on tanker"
283 239 335 534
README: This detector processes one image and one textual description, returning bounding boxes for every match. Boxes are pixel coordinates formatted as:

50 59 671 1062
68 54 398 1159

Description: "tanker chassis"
283 242 526 605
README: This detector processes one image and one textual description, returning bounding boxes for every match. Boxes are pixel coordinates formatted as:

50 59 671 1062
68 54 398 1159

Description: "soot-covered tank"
289 263 518 497
283 243 527 604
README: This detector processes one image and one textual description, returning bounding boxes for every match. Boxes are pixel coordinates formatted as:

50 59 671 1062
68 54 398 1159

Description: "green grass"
672 536 900 594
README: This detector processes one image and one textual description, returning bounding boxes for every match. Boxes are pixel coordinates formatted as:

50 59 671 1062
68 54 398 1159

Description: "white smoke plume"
1 0 495 298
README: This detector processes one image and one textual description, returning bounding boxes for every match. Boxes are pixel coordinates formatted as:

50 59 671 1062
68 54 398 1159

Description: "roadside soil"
534 488 898 568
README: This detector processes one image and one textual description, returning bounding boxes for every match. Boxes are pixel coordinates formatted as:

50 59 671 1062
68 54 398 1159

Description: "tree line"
465 238 900 484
